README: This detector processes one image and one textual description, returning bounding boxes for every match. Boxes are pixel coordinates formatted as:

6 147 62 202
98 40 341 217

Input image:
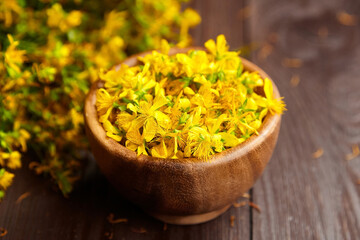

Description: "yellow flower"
185 126 223 159
205 34 228 58
100 66 132 94
160 39 170 55
262 78 286 114
46 4 82 32
0 169 14 190
190 75 219 110
101 11 127 40
1 151 21 169
178 8 201 47
18 129 31 152
70 108 84 130
175 53 194 77
103 120 122 142
96 89 117 123
125 127 147 156
107 36 125 53
0 0 22 27
7 151 21 169
219 132 244 147
66 10 82 27
4 34 26 73
151 139 172 158
181 8 201 28
127 93 170 142
139 51 174 77
97 35 286 160
184 87 195 95
46 4 64 28
0 153 4 167
116 112 136 132
182 106 203 133
207 114 227 134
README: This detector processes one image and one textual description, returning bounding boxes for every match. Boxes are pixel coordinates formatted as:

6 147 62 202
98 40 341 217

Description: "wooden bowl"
84 47 281 225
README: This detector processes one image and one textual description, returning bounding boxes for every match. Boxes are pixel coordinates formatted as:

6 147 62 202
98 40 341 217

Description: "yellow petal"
106 132 122 142
179 98 191 110
151 140 168 158
184 145 192 158
126 128 142 145
103 120 118 134
143 79 157 90
216 34 228 54
204 39 216 56
142 62 150 75
7 151 21 169
0 170 14 190
160 39 170 54
117 112 136 131
154 111 171 129
139 101 151 114
103 120 122 141
193 141 212 159
250 120 262 131
184 87 195 95
143 117 157 142
125 140 138 151
19 129 30 152
211 134 223 152
132 116 147 130
209 114 227 134
259 108 268 121
137 144 148 156
264 78 273 100
127 103 138 113
219 132 243 147
99 107 113 123
182 8 201 27
245 98 258 110
193 75 208 85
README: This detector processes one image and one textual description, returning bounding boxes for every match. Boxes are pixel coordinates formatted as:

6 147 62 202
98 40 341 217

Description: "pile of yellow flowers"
96 35 286 159
0 0 200 200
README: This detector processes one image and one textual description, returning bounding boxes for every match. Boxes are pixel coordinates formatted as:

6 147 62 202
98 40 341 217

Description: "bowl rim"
84 47 281 166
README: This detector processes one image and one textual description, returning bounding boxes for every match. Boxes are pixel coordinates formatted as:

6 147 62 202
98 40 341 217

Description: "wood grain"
249 0 360 239
0 157 252 240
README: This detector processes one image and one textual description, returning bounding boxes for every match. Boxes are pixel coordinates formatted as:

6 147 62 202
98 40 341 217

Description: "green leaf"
236 63 243 78
180 76 193 88
0 190 5 199
113 102 126 111
56 171 73 196
0 168 5 177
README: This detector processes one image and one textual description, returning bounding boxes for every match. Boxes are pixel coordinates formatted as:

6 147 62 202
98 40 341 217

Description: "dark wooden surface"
1 0 360 239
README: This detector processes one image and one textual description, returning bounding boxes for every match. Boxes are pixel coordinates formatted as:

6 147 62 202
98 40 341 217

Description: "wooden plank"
189 0 250 48
249 0 360 239
0 0 252 239
0 161 251 240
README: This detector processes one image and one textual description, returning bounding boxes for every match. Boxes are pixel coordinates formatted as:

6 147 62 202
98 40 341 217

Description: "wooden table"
1 0 360 239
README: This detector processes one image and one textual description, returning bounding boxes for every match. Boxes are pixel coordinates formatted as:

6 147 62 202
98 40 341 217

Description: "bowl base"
148 205 231 225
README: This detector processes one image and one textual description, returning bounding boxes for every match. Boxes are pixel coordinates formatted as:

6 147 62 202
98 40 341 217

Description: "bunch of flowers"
96 35 286 159
0 0 200 199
